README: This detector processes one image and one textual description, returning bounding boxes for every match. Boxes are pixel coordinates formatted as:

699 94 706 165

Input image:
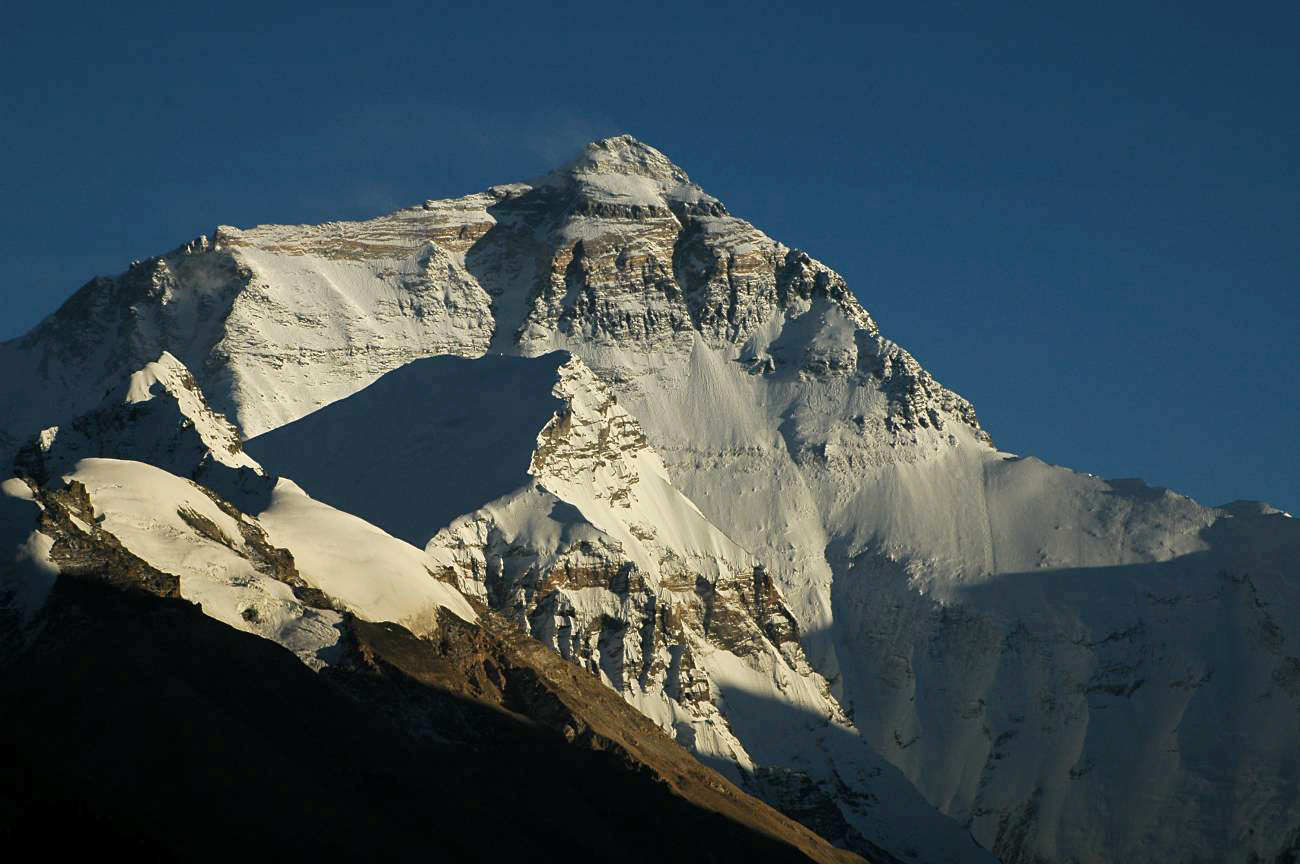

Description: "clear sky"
3 1 1296 512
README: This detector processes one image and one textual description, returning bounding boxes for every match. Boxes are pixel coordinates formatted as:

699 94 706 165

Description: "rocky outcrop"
33 477 180 600
422 353 837 757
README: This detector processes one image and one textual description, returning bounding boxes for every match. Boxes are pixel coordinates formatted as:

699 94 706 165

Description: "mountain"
2 134 1296 863
0 366 860 863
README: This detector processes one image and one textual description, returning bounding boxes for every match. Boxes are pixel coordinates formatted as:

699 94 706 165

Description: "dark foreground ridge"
0 570 862 863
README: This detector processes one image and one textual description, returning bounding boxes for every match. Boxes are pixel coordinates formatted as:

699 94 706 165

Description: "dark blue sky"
3 1 1296 512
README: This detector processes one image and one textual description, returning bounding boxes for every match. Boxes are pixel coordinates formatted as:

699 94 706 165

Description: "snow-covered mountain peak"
117 349 261 471
4 139 1296 863
538 134 724 217
561 134 694 186
0 135 985 450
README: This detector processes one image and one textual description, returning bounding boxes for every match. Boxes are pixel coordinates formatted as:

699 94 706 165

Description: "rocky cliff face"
2 135 1296 863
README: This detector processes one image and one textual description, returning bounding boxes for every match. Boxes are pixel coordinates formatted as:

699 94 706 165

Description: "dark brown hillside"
0 573 862 863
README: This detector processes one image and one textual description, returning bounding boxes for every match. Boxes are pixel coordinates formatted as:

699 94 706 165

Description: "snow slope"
246 353 569 545
0 477 59 626
255 475 477 628
10 452 477 661
63 457 345 669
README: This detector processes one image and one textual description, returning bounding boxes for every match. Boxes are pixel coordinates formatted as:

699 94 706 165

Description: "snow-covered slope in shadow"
830 490 1300 864
247 352 568 546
